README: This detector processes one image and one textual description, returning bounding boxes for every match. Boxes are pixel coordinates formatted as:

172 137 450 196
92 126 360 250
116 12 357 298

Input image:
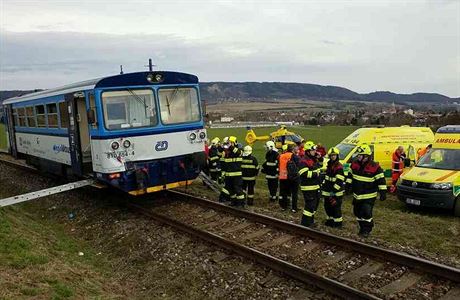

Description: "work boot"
324 219 333 227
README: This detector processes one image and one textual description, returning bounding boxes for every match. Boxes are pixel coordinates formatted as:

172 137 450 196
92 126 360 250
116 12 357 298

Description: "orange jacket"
278 152 293 180
392 151 405 173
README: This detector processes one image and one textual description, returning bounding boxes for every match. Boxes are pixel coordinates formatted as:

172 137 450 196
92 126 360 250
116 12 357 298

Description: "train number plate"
406 198 421 205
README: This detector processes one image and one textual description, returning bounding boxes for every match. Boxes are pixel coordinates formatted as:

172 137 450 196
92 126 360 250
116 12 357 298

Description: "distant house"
220 116 234 123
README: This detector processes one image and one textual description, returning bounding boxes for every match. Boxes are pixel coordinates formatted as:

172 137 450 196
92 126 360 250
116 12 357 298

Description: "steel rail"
168 190 460 283
129 203 380 300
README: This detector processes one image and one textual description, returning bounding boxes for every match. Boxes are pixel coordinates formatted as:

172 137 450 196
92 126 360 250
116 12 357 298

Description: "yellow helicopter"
245 125 304 149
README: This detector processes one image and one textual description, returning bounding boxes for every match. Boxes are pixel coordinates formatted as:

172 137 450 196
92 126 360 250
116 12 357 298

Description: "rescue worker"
261 141 279 202
278 144 300 212
321 147 345 228
299 141 322 227
417 144 432 162
346 144 387 237
390 146 406 193
218 136 245 206
316 143 327 158
241 145 259 206
218 137 229 184
208 137 222 182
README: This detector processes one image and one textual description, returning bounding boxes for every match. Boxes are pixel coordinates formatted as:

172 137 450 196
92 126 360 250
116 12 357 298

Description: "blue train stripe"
90 125 204 139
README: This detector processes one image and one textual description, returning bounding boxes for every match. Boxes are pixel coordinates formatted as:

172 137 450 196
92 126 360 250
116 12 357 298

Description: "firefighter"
321 147 345 228
208 137 222 182
346 144 386 237
278 144 300 212
390 146 406 193
261 141 279 202
241 145 259 206
299 141 322 227
218 136 245 206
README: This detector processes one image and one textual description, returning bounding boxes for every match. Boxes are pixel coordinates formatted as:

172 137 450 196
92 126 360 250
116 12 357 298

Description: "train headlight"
199 132 206 140
111 141 120 150
123 140 131 148
189 133 197 141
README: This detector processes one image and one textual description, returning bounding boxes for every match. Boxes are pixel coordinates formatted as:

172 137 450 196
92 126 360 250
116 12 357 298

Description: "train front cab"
397 125 460 216
83 72 206 195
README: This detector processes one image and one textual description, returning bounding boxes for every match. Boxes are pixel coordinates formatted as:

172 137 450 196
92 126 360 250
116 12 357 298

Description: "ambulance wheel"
454 198 460 217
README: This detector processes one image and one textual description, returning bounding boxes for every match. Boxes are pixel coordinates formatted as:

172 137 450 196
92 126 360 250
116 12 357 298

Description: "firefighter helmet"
243 145 253 156
211 137 220 146
304 141 317 151
357 144 372 156
265 140 276 150
328 147 340 155
229 136 237 143
281 144 288 151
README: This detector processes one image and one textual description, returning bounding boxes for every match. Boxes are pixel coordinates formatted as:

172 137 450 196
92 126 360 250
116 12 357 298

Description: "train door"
5 105 17 157
65 92 92 176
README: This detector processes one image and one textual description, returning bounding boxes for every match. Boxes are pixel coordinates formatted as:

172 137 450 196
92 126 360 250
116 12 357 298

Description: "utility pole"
120 65 124 75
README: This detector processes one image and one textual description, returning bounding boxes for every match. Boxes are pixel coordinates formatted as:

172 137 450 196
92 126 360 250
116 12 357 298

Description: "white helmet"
223 136 229 144
243 145 252 156
265 140 275 150
211 137 220 146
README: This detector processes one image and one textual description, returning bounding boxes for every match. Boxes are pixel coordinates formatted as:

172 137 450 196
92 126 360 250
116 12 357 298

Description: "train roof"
3 71 198 105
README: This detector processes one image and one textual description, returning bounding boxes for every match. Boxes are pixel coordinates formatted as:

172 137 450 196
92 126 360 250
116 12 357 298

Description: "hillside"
1 83 458 104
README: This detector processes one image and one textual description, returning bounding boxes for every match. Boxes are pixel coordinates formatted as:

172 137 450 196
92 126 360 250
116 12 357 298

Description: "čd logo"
155 141 168 151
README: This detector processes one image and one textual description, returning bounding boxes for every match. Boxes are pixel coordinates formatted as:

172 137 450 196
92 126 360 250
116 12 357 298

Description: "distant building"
403 109 414 116
220 116 234 123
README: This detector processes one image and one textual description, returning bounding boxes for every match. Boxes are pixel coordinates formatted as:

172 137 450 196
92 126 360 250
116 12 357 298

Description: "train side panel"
0 107 10 153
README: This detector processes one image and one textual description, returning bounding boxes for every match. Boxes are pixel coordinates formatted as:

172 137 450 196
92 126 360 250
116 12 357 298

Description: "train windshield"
102 89 157 130
158 87 200 124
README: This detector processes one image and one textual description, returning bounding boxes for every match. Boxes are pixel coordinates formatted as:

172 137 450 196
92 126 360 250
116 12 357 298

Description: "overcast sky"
0 0 459 97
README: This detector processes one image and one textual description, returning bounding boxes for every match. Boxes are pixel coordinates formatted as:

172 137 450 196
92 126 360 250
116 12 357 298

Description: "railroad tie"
241 228 271 241
341 260 384 284
287 288 315 300
378 272 422 296
201 216 234 229
258 234 295 249
222 222 252 234
314 251 350 275
439 285 460 300
288 241 320 257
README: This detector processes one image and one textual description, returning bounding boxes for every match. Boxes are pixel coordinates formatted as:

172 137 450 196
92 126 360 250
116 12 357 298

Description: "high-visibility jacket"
241 155 259 180
392 151 405 174
262 150 279 179
322 160 345 197
298 154 321 192
346 160 387 200
208 145 221 172
278 152 293 180
221 146 242 177
417 147 428 161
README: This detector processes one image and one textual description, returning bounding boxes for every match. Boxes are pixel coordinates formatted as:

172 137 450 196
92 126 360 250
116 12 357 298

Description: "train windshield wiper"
126 88 149 116
164 87 180 116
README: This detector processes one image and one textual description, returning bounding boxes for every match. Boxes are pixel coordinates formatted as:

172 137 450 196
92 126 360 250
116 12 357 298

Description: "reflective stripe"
303 210 315 217
353 192 378 200
356 217 373 222
241 165 257 169
325 176 336 182
226 171 242 176
333 184 341 190
374 173 384 180
247 195 254 198
236 194 245 199
224 157 243 162
353 174 374 182
299 168 309 176
336 174 345 181
209 168 219 172
392 161 401 164
233 147 239 153
346 178 352 183
221 188 229 195
321 191 332 196
335 191 344 196
333 217 343 222
322 190 344 196
209 156 220 161
300 185 320 191
242 159 253 163
243 177 256 181
266 162 277 166
392 169 403 172
378 185 387 190
266 175 278 179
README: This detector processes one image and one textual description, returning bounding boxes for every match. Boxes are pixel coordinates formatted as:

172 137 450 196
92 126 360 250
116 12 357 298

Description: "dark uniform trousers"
346 160 386 235
298 155 321 227
267 178 278 201
279 179 299 210
242 179 255 205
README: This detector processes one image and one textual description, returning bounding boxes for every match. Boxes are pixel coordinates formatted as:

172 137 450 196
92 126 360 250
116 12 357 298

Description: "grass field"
207 125 359 162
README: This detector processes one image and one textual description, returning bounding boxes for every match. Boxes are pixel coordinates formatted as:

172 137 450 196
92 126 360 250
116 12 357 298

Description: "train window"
17 107 27 127
159 87 200 124
36 105 46 127
46 103 58 128
59 102 69 129
102 89 156 130
12 109 18 126
25 106 36 127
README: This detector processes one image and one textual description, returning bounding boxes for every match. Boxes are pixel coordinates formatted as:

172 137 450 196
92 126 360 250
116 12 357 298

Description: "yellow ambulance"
333 126 434 184
397 125 460 216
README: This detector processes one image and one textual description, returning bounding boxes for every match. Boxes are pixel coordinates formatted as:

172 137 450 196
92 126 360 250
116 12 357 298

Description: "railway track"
1 156 459 299
129 190 460 300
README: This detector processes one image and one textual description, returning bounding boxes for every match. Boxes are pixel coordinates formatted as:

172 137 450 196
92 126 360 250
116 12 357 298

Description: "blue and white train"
0 71 207 195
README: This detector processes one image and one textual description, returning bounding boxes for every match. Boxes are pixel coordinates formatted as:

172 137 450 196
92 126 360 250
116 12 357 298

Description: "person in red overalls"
390 146 406 193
